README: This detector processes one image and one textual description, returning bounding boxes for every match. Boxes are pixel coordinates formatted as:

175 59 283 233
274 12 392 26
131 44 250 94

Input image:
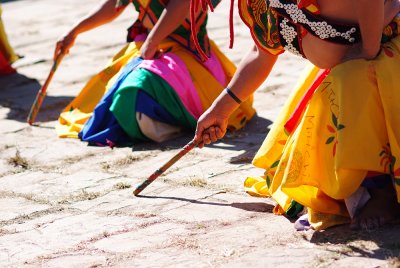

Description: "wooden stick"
133 140 198 196
27 53 64 125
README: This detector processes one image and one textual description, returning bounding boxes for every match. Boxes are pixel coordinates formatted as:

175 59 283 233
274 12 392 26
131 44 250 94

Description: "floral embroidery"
379 144 400 185
247 0 283 52
380 144 393 173
266 159 280 188
383 46 394 58
325 113 345 156
240 0 361 57
286 150 303 184
382 13 400 43
249 0 268 29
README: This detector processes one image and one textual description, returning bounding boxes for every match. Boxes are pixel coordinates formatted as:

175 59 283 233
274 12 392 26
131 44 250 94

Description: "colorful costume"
233 0 400 229
57 0 255 145
0 5 18 74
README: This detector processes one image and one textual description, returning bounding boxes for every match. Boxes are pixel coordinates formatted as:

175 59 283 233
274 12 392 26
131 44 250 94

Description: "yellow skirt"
57 39 255 138
245 36 400 230
0 5 18 64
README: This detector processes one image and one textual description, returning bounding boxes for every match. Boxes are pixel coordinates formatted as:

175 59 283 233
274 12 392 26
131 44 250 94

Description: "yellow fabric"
56 39 255 138
0 5 18 64
57 43 138 138
180 40 255 131
245 36 400 230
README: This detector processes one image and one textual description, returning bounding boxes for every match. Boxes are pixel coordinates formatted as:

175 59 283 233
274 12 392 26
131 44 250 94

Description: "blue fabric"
136 90 178 125
362 174 392 189
79 57 144 145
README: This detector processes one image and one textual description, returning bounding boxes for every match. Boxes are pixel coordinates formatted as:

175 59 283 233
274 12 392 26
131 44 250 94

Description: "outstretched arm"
194 45 278 147
140 0 192 59
54 0 126 59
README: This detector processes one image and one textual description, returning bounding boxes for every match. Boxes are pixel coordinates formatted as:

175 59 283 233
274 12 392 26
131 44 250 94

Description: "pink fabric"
138 53 204 118
202 51 226 86
134 33 227 119
134 34 147 42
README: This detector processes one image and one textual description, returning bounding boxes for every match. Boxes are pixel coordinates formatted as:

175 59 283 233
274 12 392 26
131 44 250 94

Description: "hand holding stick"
27 53 64 125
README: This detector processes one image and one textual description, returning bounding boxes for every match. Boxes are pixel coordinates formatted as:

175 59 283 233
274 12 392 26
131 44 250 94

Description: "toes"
359 217 385 230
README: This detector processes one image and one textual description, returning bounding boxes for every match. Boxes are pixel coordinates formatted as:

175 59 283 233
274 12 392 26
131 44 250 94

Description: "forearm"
194 45 278 146
145 0 191 45
69 0 125 37
213 45 278 116
351 0 384 58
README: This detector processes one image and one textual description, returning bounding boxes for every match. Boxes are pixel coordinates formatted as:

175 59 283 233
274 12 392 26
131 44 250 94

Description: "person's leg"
302 52 398 230
351 174 400 229
349 38 400 229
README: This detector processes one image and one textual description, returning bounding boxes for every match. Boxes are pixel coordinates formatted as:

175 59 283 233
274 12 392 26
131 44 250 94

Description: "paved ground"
0 0 399 267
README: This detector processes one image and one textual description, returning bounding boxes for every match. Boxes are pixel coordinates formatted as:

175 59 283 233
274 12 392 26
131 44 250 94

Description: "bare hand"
140 38 161 59
342 43 381 63
54 32 77 60
194 106 229 148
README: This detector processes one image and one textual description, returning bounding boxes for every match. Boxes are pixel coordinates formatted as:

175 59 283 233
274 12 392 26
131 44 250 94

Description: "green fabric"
131 0 212 57
246 4 282 51
132 0 164 15
211 0 221 8
286 200 304 219
110 68 196 140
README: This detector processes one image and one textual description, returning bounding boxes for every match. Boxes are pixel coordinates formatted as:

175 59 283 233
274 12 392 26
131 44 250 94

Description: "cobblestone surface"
0 1 399 267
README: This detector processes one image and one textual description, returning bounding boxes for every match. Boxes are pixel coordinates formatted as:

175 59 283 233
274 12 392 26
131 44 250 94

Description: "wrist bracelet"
225 87 242 104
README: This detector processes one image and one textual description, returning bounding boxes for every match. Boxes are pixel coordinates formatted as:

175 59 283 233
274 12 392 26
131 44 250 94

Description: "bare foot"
350 184 400 230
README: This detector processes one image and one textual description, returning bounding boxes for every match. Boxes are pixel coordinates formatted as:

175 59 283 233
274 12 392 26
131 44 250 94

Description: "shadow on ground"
0 72 73 122
2 0 25 3
137 194 275 213
307 223 400 262
127 114 272 163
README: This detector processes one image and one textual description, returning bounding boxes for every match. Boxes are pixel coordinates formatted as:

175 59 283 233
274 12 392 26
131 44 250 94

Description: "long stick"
133 140 198 196
27 53 64 125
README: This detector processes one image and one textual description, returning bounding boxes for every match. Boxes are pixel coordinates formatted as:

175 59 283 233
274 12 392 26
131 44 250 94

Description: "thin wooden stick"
27 53 64 125
133 140 198 196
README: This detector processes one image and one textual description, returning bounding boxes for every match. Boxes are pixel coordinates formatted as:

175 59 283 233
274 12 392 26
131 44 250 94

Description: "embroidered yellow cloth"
245 36 400 230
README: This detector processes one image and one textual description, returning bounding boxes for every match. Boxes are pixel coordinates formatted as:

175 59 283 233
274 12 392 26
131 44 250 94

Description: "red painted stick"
27 53 64 125
133 140 198 196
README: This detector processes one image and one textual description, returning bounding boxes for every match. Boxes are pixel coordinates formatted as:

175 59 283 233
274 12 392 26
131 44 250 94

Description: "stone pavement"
0 0 399 267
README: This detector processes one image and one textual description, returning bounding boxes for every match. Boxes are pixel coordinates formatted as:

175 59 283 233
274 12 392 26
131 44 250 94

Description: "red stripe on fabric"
284 69 330 134
190 0 208 61
229 0 235 48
